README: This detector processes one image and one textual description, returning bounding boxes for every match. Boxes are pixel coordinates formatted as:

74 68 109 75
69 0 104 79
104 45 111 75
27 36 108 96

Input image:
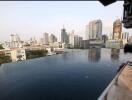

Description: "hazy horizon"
0 1 131 42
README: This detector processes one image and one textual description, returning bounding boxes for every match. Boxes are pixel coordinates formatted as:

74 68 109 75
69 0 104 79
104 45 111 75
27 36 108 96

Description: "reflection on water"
88 48 101 62
62 52 68 59
0 48 132 100
111 49 120 61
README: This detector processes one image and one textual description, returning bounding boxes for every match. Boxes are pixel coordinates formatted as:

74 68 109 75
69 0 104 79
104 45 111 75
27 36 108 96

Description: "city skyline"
0 1 132 42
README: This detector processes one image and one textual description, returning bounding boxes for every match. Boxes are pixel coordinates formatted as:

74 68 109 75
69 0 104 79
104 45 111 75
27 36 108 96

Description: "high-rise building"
122 32 129 45
69 30 82 48
113 19 122 40
85 25 89 40
74 35 79 48
2 34 23 49
122 32 129 40
10 34 21 42
61 27 66 43
30 37 37 46
69 30 75 47
74 35 83 48
61 26 68 43
89 19 102 40
79 37 83 47
49 34 57 43
43 33 49 45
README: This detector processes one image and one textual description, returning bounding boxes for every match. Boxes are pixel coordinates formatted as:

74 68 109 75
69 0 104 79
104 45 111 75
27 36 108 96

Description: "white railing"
97 62 128 100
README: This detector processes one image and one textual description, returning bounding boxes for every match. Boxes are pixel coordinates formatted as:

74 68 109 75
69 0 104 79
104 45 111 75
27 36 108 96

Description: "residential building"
89 39 103 48
85 25 89 40
30 37 37 46
122 32 129 45
122 32 129 40
10 48 26 62
43 33 49 45
89 19 102 40
2 41 23 49
79 37 83 48
105 40 122 49
69 30 75 48
74 35 83 48
61 26 68 44
10 34 21 42
74 35 79 48
80 40 89 49
113 19 122 40
2 34 23 49
49 34 57 43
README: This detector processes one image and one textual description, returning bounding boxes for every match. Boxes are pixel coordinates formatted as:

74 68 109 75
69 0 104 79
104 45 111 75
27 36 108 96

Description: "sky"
0 1 131 42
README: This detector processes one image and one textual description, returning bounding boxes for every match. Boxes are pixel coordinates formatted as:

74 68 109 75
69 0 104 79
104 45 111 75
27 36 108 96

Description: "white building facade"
10 48 26 62
89 20 102 40
43 33 49 45
2 34 23 49
69 30 75 48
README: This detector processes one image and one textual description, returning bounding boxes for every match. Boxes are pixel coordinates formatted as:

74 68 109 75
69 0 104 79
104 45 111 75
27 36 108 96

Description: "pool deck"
98 62 132 100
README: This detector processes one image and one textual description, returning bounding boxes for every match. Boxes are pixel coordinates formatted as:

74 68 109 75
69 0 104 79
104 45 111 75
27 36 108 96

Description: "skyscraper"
122 32 129 40
89 20 102 40
122 32 129 45
10 34 21 42
61 26 68 43
49 34 57 43
74 35 83 48
69 30 74 47
30 37 37 46
85 25 89 40
43 32 49 45
113 19 122 40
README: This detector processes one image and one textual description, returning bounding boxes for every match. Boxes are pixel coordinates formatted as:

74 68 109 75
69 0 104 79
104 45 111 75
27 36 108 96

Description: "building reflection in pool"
111 48 120 61
88 48 101 62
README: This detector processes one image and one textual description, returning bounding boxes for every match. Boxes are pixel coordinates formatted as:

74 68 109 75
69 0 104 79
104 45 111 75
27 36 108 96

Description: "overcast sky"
0 1 131 42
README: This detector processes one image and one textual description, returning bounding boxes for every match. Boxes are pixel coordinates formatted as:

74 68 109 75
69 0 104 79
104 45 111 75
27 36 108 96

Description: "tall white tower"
43 33 49 45
89 19 102 40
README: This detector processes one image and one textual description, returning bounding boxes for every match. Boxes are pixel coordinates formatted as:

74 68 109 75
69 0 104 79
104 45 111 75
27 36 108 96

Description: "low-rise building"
10 48 26 62
2 41 23 49
0 49 11 57
0 50 5 56
105 40 122 49
89 39 103 48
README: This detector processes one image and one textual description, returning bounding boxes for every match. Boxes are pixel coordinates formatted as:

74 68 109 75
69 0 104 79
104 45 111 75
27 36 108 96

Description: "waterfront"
0 48 132 100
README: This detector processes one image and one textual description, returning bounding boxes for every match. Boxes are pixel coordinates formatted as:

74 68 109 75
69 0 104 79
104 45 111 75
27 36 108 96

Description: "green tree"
0 56 11 64
26 49 48 59
0 44 4 49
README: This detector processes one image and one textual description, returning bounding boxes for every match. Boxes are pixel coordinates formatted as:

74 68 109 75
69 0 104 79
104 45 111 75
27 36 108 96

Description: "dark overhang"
99 0 117 6
99 0 132 29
